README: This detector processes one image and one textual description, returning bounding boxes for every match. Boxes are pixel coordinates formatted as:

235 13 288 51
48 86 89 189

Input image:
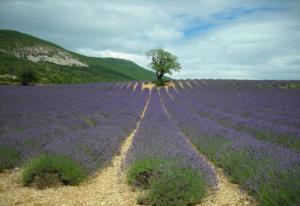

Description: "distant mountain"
0 30 156 84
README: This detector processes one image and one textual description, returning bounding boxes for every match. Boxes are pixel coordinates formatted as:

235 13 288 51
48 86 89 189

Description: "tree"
9 67 16 83
18 68 37 86
146 49 181 83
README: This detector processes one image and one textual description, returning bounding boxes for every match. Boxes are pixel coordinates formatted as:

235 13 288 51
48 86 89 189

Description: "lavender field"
0 80 300 206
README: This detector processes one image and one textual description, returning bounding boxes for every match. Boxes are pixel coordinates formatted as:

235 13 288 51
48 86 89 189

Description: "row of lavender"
124 89 217 205
161 81 300 205
177 80 300 123
1 80 299 204
173 80 300 151
0 82 145 172
125 89 216 186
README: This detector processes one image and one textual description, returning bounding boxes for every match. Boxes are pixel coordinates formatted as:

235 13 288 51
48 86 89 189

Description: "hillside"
0 30 156 84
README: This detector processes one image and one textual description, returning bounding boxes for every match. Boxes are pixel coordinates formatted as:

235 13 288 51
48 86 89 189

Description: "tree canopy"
146 49 181 81
18 68 37 85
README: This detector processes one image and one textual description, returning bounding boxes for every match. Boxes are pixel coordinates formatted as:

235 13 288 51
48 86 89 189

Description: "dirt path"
126 82 132 89
159 89 257 206
185 81 193 89
0 93 151 206
142 81 175 91
178 81 185 89
183 136 256 206
132 82 138 91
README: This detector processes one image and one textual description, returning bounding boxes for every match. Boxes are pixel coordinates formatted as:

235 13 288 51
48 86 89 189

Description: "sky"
0 0 300 80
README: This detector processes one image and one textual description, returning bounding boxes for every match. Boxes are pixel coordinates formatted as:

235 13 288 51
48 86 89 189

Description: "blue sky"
0 0 299 80
183 5 286 38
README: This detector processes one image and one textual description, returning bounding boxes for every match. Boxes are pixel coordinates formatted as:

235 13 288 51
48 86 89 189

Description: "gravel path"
0 92 151 206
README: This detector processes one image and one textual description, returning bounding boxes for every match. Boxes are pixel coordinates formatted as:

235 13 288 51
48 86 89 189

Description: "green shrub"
17 68 37 85
255 131 300 152
127 158 207 206
21 154 86 188
195 137 300 206
0 145 20 171
147 168 207 206
155 79 165 87
127 158 167 189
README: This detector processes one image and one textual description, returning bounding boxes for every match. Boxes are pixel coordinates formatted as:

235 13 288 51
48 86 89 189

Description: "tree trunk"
156 71 164 80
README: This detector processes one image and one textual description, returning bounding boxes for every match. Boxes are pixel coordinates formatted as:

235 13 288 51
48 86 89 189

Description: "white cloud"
77 48 148 68
0 0 299 79
170 8 300 79
144 25 183 42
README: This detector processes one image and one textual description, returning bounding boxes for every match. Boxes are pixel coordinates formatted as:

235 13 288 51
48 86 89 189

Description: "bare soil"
141 81 175 91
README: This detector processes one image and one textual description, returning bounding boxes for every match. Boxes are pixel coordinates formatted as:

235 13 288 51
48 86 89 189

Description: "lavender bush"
0 82 147 173
161 87 300 206
125 89 216 186
170 81 300 151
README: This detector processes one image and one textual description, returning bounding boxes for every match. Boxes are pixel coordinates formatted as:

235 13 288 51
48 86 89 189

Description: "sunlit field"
1 80 299 206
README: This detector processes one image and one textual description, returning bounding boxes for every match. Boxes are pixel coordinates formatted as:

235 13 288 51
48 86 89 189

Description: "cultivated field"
0 80 299 206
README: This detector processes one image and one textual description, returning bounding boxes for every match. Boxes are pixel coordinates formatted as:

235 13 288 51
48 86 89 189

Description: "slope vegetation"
0 30 156 83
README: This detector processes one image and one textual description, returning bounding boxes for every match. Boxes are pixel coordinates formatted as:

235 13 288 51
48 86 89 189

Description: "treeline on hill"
0 51 157 84
0 30 157 84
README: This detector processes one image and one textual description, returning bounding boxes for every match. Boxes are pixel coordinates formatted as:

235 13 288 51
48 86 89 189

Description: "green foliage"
285 82 300 89
146 48 181 80
216 118 300 152
155 79 165 87
277 82 300 89
126 158 167 189
147 168 206 206
194 136 231 162
255 131 300 152
194 137 300 206
219 150 300 206
127 158 207 206
30 171 63 189
256 81 300 89
0 145 20 171
17 68 37 85
0 30 61 51
21 154 86 187
0 51 156 84
0 30 157 84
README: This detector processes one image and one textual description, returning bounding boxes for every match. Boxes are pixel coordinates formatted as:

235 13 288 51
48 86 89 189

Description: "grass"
193 136 300 206
127 158 207 206
0 145 20 171
21 154 86 188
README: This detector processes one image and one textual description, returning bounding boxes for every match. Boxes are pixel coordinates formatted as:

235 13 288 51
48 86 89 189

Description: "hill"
0 30 157 84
